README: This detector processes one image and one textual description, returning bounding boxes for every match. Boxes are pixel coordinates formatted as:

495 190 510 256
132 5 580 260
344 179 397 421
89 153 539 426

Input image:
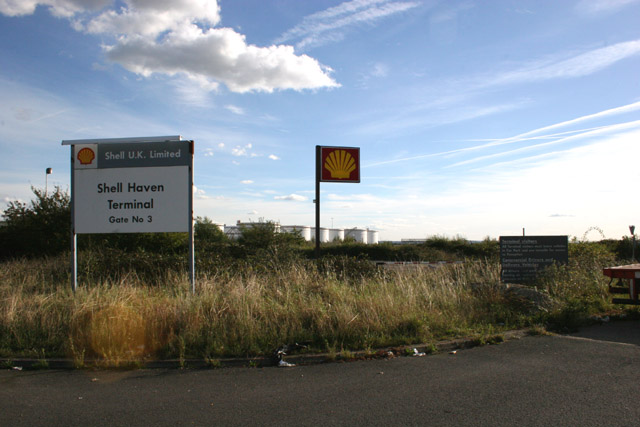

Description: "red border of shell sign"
320 146 360 183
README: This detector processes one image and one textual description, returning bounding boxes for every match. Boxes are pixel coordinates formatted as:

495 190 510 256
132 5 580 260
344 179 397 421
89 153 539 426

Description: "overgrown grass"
0 242 635 366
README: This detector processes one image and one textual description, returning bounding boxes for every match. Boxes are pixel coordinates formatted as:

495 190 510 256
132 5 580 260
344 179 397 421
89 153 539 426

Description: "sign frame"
62 136 195 293
319 146 361 183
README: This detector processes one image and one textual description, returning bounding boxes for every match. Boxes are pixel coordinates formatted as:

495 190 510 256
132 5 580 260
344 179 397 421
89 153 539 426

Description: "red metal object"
603 264 640 304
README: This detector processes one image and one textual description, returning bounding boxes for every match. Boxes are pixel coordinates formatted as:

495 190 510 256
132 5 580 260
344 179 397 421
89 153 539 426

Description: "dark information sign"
500 235 568 284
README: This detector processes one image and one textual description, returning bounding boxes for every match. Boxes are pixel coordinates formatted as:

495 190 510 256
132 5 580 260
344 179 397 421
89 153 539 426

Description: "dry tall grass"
0 249 618 366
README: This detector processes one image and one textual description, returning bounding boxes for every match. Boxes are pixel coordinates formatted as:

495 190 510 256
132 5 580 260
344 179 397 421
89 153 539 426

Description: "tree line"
1 187 635 264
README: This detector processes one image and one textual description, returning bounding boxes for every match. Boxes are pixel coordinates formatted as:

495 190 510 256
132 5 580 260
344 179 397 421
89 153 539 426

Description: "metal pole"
189 140 195 294
315 145 321 258
69 148 77 292
71 233 77 292
630 225 636 262
45 168 52 195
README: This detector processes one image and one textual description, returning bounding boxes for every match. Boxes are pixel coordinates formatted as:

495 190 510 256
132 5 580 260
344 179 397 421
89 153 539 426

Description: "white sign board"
66 138 192 234
74 166 189 233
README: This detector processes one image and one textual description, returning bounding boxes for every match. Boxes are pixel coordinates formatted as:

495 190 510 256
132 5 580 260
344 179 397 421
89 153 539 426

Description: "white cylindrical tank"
281 225 311 241
345 228 367 244
329 228 344 242
367 229 379 244
310 227 330 243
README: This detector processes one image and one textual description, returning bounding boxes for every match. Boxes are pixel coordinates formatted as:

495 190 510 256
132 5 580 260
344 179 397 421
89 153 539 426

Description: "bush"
0 186 71 259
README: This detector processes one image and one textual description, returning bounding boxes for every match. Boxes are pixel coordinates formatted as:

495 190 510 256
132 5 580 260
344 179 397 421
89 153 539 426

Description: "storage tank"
345 228 368 244
367 229 379 244
310 227 331 243
281 225 311 241
328 228 344 242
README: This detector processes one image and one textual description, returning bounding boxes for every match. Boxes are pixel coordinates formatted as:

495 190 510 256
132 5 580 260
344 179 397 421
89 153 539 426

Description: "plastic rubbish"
272 342 308 367
413 348 426 357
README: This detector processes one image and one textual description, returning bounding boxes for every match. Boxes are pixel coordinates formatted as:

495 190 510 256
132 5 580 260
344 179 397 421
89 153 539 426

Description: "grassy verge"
0 245 635 367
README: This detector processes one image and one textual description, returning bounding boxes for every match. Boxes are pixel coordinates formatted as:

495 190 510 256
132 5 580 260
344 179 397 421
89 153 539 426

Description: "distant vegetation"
2 187 637 264
0 188 638 366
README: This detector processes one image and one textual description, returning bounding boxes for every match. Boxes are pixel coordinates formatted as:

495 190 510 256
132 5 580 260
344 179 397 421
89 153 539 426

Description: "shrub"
0 186 70 259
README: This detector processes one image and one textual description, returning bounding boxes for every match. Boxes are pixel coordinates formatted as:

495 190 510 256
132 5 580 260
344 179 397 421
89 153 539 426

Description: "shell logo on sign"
325 149 356 179
320 146 360 182
77 147 96 165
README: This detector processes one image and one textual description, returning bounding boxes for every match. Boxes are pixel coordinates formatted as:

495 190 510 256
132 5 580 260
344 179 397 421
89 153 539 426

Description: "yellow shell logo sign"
324 149 356 179
77 147 95 165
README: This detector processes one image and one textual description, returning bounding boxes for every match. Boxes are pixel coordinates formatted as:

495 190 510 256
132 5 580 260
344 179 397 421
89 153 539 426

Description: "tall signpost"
62 136 195 293
315 146 360 257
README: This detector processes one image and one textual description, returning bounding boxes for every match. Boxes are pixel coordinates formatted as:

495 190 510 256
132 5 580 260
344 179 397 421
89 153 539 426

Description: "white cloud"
0 0 109 17
240 180 253 184
355 99 526 139
203 148 214 157
362 128 640 240
274 194 308 202
231 143 256 157
430 1 475 24
0 0 339 93
276 0 420 50
268 154 280 160
83 0 221 38
355 39 640 139
103 28 339 93
576 0 640 14
193 185 209 199
437 101 640 162
488 40 640 86
371 62 389 78
449 120 640 168
225 104 245 115
365 101 640 170
170 75 217 106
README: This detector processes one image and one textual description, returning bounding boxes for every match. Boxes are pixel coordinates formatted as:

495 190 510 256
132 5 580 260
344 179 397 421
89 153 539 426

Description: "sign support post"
189 140 195 293
315 146 321 258
69 148 77 292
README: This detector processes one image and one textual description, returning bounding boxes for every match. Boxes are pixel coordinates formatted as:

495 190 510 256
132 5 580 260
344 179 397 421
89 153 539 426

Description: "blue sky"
1 0 639 241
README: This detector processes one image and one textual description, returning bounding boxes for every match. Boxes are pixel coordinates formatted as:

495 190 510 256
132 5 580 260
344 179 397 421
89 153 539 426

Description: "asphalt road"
2 321 639 426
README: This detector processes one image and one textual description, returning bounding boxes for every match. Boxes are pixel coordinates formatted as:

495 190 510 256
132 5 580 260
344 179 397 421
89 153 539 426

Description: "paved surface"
1 321 639 426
